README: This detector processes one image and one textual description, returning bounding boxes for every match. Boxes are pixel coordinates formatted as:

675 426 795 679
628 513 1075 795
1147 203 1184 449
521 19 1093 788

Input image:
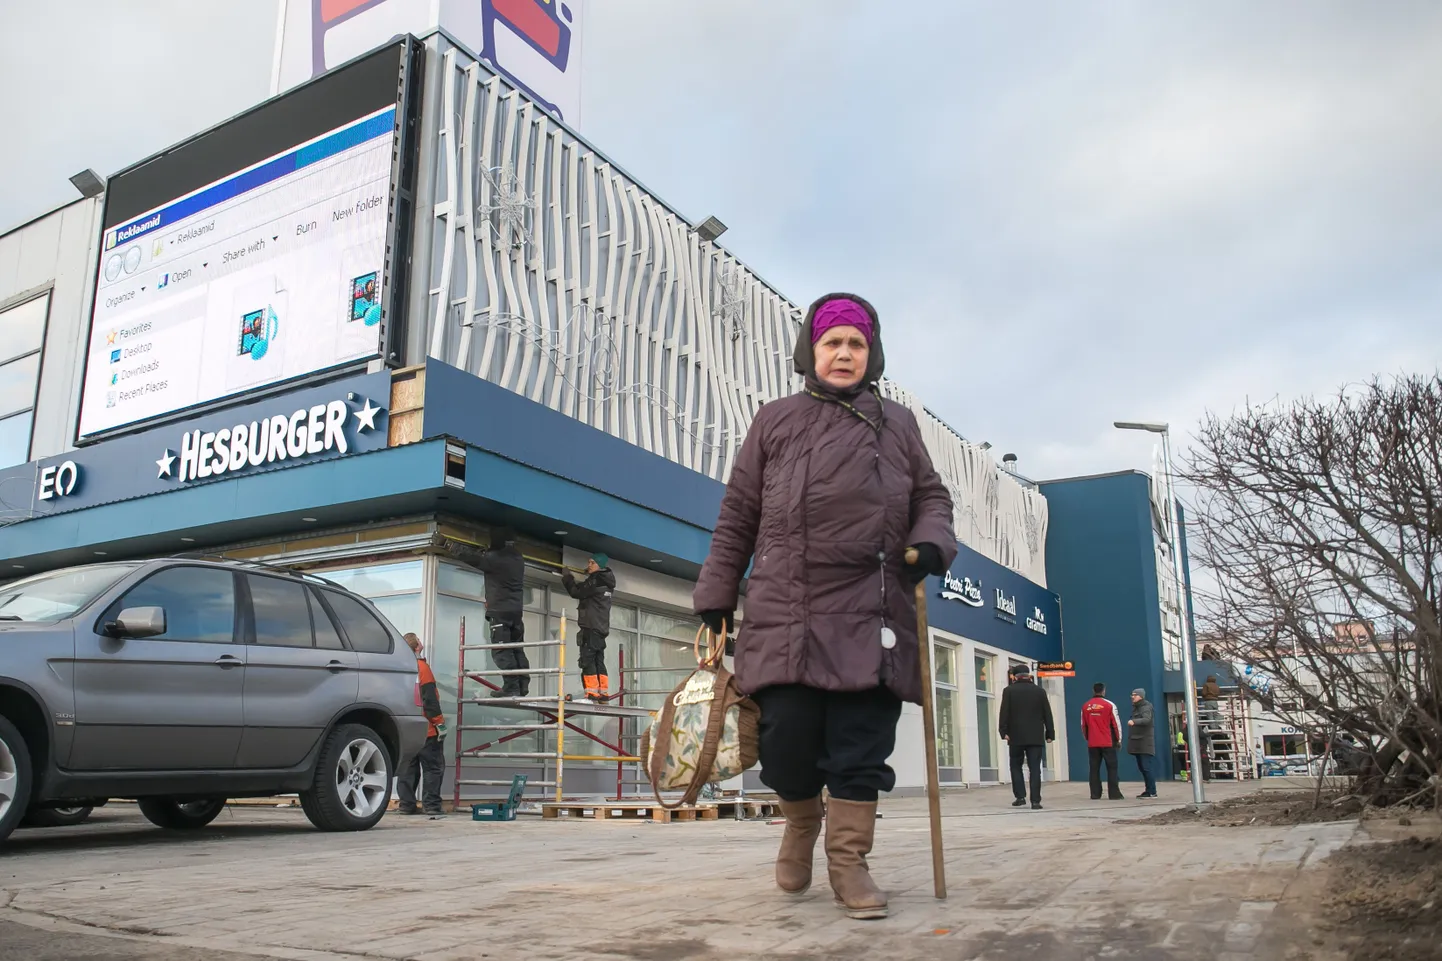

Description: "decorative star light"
477 165 533 249
353 399 382 432
1023 508 1042 557
156 450 176 478
713 268 746 341
576 305 620 395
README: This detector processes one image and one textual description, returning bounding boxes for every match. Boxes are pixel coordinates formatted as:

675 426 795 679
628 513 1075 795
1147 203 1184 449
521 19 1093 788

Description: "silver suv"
0 557 428 845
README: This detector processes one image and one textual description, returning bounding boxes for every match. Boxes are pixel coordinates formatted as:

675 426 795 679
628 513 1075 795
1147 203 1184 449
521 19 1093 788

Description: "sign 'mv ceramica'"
925 540 1065 662
0 371 391 519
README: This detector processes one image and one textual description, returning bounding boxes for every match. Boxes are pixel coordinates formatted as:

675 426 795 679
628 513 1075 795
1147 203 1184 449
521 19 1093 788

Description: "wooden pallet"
705 799 781 819
541 802 720 824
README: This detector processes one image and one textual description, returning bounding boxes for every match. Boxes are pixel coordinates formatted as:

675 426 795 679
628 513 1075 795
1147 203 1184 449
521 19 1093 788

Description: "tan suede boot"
824 797 888 919
775 797 824 894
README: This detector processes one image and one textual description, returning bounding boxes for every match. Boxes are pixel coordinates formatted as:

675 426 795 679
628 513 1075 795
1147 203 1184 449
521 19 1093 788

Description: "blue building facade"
1040 470 1189 783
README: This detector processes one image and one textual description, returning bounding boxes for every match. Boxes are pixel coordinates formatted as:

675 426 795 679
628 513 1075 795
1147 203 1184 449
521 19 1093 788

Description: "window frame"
316 586 396 655
241 571 321 649
96 563 241 645
0 290 51 468
308 588 347 651
974 651 999 776
933 638 962 770
1262 734 1308 757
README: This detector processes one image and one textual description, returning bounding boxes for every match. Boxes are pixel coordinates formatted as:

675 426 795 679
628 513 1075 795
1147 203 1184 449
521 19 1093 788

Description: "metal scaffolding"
452 615 657 806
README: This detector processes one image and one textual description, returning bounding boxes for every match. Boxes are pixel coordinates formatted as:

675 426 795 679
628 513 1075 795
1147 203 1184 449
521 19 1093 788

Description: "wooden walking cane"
905 547 948 900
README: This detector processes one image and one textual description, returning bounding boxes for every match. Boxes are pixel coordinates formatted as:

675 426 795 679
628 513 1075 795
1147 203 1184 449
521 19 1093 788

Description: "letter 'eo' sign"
37 461 81 500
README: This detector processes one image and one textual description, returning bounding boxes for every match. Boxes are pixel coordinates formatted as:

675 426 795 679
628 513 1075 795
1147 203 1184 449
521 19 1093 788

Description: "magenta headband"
811 298 874 344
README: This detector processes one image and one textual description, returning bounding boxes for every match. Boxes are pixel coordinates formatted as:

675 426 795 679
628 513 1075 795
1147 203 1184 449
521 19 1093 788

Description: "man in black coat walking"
437 529 530 697
561 553 616 702
998 667 1055 809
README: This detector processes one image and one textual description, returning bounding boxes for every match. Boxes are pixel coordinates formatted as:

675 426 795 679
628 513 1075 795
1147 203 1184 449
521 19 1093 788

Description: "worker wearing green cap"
562 553 616 701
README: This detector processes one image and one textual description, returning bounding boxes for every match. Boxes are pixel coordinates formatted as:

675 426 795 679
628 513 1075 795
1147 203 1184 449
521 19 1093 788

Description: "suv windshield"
0 564 139 622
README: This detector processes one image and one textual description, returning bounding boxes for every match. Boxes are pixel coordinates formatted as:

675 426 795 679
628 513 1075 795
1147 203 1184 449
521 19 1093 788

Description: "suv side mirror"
107 606 166 639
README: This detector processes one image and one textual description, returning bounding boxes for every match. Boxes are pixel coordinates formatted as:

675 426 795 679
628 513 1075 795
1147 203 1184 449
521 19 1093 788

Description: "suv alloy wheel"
0 715 34 845
300 724 392 832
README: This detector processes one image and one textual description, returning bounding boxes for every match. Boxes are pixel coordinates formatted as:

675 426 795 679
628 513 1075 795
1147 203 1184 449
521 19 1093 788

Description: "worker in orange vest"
399 633 447 816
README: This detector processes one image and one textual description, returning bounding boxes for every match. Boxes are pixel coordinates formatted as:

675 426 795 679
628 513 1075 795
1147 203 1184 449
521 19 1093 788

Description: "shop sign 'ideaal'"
940 566 1046 634
156 397 383 482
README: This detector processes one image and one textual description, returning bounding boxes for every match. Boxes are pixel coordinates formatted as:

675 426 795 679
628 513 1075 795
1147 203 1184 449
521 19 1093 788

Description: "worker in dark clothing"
1128 689 1158 798
561 553 616 702
398 633 447 816
997 667 1055 809
437 529 529 697
1080 682 1125 800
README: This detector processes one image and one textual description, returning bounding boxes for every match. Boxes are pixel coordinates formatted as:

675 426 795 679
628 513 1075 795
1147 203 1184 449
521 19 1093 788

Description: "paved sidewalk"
1 782 1354 961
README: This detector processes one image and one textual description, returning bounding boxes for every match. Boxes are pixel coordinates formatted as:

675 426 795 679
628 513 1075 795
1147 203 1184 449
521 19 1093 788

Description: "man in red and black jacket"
1080 682 1125 801
398 633 447 816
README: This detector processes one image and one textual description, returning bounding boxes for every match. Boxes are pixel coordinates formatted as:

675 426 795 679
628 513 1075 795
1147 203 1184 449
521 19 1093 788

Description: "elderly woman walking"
693 293 956 919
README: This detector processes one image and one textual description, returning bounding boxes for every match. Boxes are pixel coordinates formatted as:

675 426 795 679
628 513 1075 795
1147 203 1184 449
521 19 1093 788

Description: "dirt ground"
1139 789 1366 827
1139 789 1441 960
1273 833 1442 961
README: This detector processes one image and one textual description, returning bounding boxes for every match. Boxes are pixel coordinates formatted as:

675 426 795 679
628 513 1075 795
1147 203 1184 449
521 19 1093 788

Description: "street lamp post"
1114 420 1207 808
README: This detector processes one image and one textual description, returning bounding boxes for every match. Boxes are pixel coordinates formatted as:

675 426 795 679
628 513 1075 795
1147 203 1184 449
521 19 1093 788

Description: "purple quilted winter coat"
693 294 957 704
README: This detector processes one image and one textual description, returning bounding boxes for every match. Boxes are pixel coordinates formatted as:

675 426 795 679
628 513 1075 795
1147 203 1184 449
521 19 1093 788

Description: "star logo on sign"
353 398 382 432
156 450 177 478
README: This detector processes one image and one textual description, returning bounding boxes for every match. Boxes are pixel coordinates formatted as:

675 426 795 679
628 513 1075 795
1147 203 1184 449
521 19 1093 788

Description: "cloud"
0 0 272 232
4 0 1440 487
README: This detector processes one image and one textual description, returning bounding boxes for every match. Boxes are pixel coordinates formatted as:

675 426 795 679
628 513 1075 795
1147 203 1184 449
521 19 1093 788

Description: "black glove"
903 543 945 586
698 609 733 638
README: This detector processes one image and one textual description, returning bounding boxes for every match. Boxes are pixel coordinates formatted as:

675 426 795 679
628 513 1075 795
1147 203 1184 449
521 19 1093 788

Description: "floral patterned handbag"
641 623 760 808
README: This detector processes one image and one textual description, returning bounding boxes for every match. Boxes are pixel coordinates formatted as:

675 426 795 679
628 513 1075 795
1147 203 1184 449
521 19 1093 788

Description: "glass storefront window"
975 652 997 774
367 594 422 639
437 562 484 599
934 642 955 686
612 604 637 630
936 688 959 768
974 654 992 694
640 610 700 644
548 588 577 620
975 695 996 771
624 632 696 712
321 561 423 596
933 638 960 770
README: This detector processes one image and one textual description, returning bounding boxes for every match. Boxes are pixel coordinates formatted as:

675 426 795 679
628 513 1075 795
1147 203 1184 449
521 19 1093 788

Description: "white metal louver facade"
412 41 1050 585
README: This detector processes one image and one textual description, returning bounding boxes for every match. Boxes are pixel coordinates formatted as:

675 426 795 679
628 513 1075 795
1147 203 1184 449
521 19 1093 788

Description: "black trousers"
1088 746 1123 799
1010 743 1045 803
577 628 608 680
398 735 444 813
752 684 903 803
488 615 529 695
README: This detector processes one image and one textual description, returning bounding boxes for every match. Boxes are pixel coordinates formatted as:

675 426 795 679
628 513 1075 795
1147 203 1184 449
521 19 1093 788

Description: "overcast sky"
3 1 1440 482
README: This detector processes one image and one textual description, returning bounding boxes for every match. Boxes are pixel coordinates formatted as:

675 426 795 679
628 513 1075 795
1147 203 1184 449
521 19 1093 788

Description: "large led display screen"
78 41 420 440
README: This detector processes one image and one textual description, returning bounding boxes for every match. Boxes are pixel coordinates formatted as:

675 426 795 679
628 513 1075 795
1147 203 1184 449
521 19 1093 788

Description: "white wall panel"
419 40 1050 585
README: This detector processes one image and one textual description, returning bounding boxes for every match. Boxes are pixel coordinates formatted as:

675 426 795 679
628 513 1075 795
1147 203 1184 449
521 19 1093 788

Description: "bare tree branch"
1182 373 1442 805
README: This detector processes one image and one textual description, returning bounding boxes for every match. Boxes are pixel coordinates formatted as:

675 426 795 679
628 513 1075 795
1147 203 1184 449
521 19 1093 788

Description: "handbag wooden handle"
694 621 728 667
